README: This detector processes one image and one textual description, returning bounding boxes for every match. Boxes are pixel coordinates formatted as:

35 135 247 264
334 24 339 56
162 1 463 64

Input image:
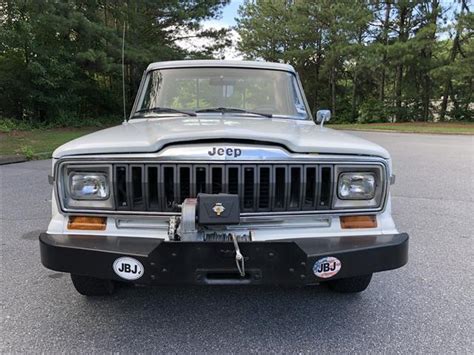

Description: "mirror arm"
316 109 331 127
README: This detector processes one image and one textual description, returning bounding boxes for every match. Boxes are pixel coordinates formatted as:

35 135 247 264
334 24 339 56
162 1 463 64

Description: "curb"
0 155 27 165
330 127 474 135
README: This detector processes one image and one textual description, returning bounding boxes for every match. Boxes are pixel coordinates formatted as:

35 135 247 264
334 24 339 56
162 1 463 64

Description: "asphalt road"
1 131 473 353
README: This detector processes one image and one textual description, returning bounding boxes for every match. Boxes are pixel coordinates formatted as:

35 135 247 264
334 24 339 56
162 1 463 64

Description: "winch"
168 194 250 242
168 194 249 276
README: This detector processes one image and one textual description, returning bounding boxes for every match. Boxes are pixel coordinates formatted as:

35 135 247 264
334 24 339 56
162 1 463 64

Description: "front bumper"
40 233 408 285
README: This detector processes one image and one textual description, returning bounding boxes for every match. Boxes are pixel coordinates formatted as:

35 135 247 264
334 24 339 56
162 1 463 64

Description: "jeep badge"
208 147 242 158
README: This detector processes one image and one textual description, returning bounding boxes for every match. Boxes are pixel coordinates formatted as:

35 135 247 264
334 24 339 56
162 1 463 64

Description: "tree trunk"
395 4 409 122
440 4 464 121
351 31 364 122
351 69 358 121
314 62 320 112
421 0 439 121
313 33 322 112
330 66 336 118
439 81 452 121
395 64 403 121
379 0 391 104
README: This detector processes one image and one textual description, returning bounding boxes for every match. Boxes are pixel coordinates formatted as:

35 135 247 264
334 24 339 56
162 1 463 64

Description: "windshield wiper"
195 107 272 118
134 107 196 117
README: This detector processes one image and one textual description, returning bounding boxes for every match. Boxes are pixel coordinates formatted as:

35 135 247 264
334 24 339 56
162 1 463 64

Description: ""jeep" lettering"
208 147 242 158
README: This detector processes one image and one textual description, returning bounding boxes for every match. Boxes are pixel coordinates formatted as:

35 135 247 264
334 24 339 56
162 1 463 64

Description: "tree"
436 0 473 121
0 0 230 123
236 0 472 122
238 0 374 121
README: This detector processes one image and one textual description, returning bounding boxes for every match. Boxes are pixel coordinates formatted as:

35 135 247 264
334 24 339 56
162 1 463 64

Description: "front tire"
327 274 372 293
71 274 115 296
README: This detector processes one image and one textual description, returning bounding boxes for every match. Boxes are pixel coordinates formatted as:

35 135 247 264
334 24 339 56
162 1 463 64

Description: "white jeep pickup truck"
40 60 408 296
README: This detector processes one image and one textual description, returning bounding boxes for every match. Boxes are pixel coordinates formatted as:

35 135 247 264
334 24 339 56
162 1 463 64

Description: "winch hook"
230 233 246 277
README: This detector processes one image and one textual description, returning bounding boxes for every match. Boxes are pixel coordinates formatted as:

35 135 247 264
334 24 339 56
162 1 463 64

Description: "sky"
218 0 242 27
176 0 243 59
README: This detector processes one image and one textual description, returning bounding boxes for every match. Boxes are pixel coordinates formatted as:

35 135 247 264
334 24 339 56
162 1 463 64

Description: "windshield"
135 67 308 119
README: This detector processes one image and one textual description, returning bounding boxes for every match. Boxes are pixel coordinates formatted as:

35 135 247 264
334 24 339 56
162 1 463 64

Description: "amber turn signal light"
67 216 106 230
340 215 377 229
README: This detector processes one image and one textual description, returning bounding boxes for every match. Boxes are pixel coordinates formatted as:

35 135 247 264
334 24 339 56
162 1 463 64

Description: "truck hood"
53 116 390 159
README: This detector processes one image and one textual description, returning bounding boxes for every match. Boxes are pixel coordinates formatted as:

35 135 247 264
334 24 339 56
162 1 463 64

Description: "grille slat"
318 165 333 209
195 166 208 195
303 165 318 210
273 166 287 211
227 166 240 195
257 166 271 211
162 165 176 211
146 166 160 211
211 166 224 194
130 165 145 210
113 162 333 213
178 165 191 202
114 165 129 209
242 166 256 211
288 166 302 210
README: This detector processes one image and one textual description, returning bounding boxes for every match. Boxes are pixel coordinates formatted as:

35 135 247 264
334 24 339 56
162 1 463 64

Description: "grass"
328 122 474 135
0 128 98 159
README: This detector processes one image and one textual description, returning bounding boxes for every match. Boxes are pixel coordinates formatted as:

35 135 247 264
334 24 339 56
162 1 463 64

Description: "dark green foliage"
358 99 390 124
0 0 230 125
236 0 473 122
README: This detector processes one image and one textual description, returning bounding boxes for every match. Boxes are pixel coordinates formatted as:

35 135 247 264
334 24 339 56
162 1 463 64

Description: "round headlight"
338 173 375 200
69 173 109 200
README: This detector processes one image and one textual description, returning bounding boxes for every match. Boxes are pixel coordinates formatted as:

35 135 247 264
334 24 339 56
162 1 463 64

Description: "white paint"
52 117 390 159
146 60 294 72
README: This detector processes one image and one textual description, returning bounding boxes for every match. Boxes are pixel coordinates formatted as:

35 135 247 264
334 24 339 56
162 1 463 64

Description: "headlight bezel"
59 164 114 210
333 165 385 210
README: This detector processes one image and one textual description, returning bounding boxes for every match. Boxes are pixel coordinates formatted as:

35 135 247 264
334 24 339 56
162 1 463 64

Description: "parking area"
1 131 473 352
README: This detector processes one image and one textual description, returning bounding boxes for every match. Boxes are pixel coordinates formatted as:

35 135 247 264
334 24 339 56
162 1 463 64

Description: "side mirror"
316 110 331 125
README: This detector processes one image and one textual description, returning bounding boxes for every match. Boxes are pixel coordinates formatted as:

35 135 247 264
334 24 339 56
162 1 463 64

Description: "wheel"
70 274 115 296
327 274 372 293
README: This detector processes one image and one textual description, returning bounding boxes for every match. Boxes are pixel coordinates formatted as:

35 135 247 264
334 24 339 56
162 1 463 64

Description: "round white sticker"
113 257 144 280
313 256 342 279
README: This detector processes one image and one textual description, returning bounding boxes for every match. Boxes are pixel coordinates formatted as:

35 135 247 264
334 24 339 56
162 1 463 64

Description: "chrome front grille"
113 163 334 213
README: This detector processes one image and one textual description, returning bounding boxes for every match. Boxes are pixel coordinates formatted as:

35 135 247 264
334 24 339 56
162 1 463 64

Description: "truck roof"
146 60 296 73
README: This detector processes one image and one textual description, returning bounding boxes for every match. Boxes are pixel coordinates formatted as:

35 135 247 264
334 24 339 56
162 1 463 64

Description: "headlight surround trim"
59 164 115 210
332 165 386 210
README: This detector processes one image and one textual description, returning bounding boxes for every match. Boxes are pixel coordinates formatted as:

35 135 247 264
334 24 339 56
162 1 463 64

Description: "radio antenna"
121 21 127 123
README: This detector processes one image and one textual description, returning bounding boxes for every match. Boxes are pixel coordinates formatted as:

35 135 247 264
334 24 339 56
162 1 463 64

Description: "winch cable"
230 233 246 277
